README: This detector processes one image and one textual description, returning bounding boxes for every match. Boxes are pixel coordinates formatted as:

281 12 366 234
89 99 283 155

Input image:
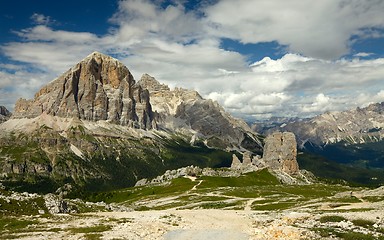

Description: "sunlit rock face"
12 52 155 129
263 132 299 175
138 73 263 152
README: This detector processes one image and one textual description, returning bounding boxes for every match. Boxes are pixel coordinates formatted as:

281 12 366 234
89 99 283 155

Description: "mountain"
0 52 262 192
272 102 384 147
250 116 306 133
0 106 11 123
268 103 384 183
12 52 155 129
139 74 262 151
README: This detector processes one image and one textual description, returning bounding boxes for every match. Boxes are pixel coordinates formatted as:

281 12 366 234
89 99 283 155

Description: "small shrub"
252 202 296 211
0 217 38 232
339 231 379 240
311 227 336 237
69 225 111 234
351 219 375 228
319 215 347 223
333 196 362 203
199 201 240 209
362 196 384 202
83 233 103 240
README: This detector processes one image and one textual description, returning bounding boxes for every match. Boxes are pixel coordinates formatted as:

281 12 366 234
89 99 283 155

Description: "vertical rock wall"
12 52 155 129
263 132 299 175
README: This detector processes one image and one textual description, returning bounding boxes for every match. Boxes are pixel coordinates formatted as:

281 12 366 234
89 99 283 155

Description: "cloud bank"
1 0 384 121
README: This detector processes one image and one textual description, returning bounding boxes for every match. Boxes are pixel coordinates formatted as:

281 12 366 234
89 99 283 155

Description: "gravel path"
164 229 248 240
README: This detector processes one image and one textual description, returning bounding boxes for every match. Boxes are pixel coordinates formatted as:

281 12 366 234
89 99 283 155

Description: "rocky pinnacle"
263 132 299 175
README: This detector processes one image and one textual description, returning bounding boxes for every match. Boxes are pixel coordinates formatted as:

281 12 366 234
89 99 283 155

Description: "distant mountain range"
0 52 262 192
255 104 384 185
268 102 384 147
251 117 306 133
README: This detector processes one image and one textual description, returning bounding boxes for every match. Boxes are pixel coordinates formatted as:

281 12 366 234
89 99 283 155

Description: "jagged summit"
138 73 170 92
138 74 261 152
273 101 384 147
0 106 11 123
0 52 265 189
12 52 155 129
88 51 108 57
84 51 121 65
8 52 262 151
0 106 11 116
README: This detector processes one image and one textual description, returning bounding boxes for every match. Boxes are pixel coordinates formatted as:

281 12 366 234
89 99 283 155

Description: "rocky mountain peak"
8 52 261 152
0 106 11 123
76 51 130 89
364 102 384 113
12 52 155 129
0 106 11 116
138 74 262 152
138 74 170 92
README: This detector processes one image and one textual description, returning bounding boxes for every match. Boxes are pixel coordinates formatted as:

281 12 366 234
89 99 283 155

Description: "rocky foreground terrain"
1 169 384 240
1 52 384 240
0 134 382 239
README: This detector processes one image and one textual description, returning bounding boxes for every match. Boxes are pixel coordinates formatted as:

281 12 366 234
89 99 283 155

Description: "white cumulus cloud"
1 1 384 121
30 13 54 25
204 0 384 59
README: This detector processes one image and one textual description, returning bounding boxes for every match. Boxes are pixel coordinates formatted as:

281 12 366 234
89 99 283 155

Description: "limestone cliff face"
263 132 299 175
12 52 154 129
0 106 11 123
138 74 262 152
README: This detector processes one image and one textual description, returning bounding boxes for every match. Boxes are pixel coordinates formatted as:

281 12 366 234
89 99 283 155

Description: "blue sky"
1 0 384 120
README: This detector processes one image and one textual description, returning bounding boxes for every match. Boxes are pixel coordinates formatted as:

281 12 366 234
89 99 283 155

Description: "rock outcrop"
135 164 262 186
0 106 11 123
230 152 265 173
147 166 203 185
263 132 299 175
44 193 70 214
12 52 155 129
230 154 242 169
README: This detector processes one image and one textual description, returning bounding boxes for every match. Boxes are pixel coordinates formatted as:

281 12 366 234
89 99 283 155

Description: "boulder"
135 178 148 187
44 194 69 214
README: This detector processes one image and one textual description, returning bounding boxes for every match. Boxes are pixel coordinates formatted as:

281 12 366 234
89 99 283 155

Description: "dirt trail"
245 199 256 211
191 180 203 191
97 210 253 240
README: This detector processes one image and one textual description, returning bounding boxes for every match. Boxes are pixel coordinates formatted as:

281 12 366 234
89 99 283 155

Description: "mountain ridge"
138 73 261 151
0 52 263 191
271 102 384 147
